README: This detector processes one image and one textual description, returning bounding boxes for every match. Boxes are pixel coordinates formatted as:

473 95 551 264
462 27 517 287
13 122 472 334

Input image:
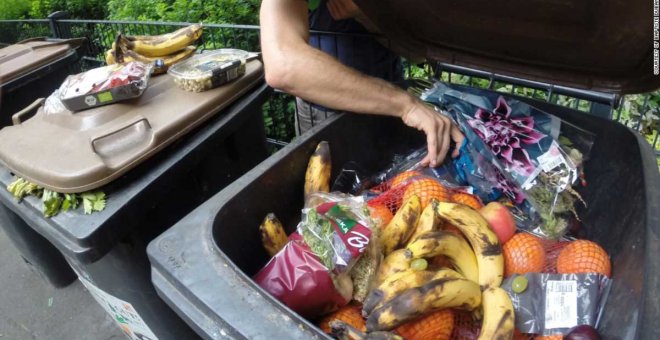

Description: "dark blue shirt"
308 0 403 82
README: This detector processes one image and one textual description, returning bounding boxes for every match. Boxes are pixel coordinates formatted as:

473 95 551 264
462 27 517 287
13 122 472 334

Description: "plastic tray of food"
58 61 153 111
168 49 249 92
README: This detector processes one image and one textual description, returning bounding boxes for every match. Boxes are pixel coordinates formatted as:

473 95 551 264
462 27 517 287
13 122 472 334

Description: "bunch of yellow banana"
362 267 463 316
406 231 479 283
368 197 515 338
366 275 482 331
105 24 203 74
434 202 504 289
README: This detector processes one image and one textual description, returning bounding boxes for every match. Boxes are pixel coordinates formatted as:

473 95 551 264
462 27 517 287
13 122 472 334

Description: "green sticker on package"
97 91 114 103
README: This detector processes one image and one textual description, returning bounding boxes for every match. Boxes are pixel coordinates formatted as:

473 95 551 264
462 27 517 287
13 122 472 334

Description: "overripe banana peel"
406 231 479 284
375 248 413 285
362 267 463 317
304 141 331 202
259 213 288 257
478 287 515 340
366 276 482 331
406 198 441 245
436 202 504 289
381 195 421 255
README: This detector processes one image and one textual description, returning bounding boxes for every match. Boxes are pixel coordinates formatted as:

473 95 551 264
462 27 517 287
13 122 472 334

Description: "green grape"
410 258 428 271
512 275 528 293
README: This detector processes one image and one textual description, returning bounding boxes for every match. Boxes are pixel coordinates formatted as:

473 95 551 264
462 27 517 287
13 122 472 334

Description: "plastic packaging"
58 61 153 111
254 192 373 318
168 49 248 92
43 90 67 115
502 273 612 336
422 82 595 239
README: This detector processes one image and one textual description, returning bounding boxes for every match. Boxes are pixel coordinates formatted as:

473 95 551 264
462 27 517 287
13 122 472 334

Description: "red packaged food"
254 193 373 318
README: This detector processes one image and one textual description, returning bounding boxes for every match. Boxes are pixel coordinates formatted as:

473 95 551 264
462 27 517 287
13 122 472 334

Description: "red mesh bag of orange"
367 171 481 220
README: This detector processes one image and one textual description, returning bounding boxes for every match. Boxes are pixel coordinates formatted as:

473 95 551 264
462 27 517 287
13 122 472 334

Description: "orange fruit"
513 329 534 340
318 304 366 333
395 309 454 340
534 335 562 340
367 203 394 228
556 240 611 277
390 170 422 188
402 178 451 209
451 192 483 210
503 233 546 277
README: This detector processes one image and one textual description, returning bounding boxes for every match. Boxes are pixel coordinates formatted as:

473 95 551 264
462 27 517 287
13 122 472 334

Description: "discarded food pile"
252 83 612 339
3 24 252 217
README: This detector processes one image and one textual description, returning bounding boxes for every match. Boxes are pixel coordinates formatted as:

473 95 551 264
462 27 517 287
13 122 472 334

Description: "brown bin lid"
0 59 264 193
0 38 80 85
355 0 660 94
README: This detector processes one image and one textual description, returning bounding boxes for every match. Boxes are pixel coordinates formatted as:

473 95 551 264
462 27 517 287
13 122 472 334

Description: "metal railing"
0 15 658 158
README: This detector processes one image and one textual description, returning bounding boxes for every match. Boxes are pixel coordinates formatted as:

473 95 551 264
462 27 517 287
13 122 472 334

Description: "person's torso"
308 0 402 82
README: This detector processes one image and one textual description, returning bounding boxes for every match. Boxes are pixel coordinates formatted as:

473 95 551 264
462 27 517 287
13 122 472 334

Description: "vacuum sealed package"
502 273 612 336
58 61 153 111
422 82 595 239
254 193 374 318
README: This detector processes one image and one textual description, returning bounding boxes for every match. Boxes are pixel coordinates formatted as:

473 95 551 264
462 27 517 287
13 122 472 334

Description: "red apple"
479 202 516 244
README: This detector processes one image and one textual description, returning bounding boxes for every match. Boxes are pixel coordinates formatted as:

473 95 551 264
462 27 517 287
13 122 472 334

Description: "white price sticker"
537 145 565 173
545 280 578 329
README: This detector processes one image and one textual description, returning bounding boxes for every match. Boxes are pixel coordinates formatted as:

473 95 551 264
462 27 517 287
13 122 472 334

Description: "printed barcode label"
545 280 578 329
537 146 565 172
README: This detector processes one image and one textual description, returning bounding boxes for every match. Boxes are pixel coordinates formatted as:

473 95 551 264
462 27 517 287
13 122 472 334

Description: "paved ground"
0 228 125 340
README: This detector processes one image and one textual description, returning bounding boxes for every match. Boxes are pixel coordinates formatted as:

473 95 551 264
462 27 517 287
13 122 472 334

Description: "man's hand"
327 0 362 20
402 101 465 167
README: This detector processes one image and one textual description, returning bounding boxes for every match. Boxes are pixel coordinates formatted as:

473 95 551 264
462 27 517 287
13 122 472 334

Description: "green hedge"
107 0 260 24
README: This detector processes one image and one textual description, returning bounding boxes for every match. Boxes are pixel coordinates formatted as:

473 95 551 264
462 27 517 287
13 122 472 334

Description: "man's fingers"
437 118 451 165
450 124 465 158
425 122 439 167
420 154 431 167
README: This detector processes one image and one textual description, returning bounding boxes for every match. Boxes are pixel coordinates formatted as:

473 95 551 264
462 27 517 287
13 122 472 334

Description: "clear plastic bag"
254 192 374 318
502 273 612 336
299 193 373 274
43 90 68 115
422 82 595 239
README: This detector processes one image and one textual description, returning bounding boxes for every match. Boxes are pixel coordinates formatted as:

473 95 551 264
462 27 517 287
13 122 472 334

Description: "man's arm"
260 0 463 166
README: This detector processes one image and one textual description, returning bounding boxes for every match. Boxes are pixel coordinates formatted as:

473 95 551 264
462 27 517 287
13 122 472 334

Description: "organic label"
97 91 114 103
544 280 578 329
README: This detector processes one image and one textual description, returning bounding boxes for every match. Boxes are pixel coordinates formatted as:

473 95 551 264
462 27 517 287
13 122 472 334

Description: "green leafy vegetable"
62 193 79 212
6 176 106 217
81 191 106 214
41 189 63 218
301 209 335 271
7 177 40 200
